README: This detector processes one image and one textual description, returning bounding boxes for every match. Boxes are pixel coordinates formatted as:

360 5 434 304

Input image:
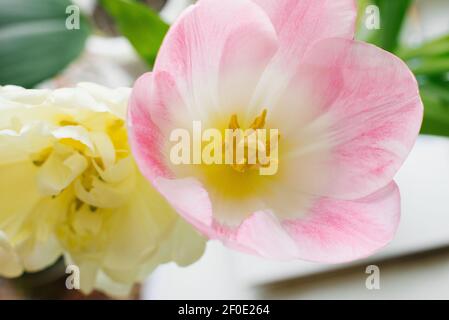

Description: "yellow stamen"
226 109 276 173
249 109 267 129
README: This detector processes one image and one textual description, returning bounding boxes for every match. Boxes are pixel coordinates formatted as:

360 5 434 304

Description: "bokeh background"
0 0 448 299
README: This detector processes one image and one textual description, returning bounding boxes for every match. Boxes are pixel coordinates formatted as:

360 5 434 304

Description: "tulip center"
225 109 278 174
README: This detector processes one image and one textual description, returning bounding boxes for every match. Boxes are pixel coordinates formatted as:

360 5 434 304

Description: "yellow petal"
36 146 88 196
92 156 134 184
0 162 40 235
51 125 94 151
74 171 135 209
0 231 23 278
90 131 116 169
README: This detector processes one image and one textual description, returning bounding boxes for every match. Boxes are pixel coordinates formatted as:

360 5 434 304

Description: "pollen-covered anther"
226 109 278 173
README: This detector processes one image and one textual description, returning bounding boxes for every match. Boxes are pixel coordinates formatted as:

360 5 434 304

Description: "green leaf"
398 34 449 60
101 0 169 67
0 0 90 88
409 56 449 76
399 33 449 76
355 0 375 41
420 81 449 137
360 0 412 52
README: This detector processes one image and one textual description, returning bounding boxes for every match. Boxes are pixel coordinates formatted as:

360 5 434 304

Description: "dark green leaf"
420 81 449 137
359 0 412 52
0 0 90 88
101 0 169 67
355 0 375 41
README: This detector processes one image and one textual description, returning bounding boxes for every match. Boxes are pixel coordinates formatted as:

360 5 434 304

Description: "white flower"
0 83 205 296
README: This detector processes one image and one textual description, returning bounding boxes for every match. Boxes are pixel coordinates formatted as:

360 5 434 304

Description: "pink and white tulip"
128 0 423 262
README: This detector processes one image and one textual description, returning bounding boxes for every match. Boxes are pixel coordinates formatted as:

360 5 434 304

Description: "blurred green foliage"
367 0 412 52
101 0 169 67
419 79 449 137
0 0 90 88
400 32 449 136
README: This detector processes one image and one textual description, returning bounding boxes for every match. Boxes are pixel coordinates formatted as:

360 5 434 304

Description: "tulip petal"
153 176 400 263
249 0 356 111
128 72 178 181
232 211 299 259
252 0 356 63
287 38 423 199
154 0 278 119
217 181 400 262
281 181 401 262
154 177 214 237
